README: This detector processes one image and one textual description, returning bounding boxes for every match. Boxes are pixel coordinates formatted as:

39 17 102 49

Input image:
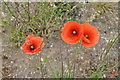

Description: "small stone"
50 43 53 48
103 74 106 78
108 27 111 29
106 40 109 43
81 57 83 60
101 37 104 39
102 48 104 50
11 16 15 21
33 72 36 74
80 68 82 71
41 58 43 61
64 64 68 68
11 61 14 64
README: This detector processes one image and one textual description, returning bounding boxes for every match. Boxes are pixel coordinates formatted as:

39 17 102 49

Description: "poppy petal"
28 37 43 47
61 21 83 44
81 24 99 47
22 43 31 54
82 36 91 43
21 34 45 54
32 43 45 53
26 34 34 40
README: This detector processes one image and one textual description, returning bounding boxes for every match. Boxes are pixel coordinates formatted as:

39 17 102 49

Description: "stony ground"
1 2 119 78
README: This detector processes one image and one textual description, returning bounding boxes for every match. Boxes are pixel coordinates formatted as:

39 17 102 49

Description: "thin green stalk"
67 44 70 78
4 2 21 22
61 3 79 26
14 2 24 20
103 34 119 60
36 53 44 78
101 33 120 61
28 2 30 22
104 62 119 74
34 3 39 17
73 60 75 78
60 40 64 78
39 53 44 78
73 44 79 78
21 3 28 12
97 33 120 71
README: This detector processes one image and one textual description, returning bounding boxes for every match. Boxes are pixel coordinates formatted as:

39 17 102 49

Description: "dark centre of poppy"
72 30 77 35
30 45 35 50
84 34 89 38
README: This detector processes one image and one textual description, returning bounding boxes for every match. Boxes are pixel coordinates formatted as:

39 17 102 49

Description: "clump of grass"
3 2 79 47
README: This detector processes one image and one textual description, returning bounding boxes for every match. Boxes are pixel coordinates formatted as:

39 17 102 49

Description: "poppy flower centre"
84 34 89 38
72 30 77 35
30 45 35 50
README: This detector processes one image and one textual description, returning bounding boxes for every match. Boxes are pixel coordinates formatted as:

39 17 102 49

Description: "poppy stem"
59 26 64 78
73 44 79 78
60 42 64 78
36 54 43 78
39 53 44 78
73 60 75 78
67 44 71 78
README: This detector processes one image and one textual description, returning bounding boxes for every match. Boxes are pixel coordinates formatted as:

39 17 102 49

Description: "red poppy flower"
81 24 99 47
22 34 45 54
61 21 83 44
112 71 117 76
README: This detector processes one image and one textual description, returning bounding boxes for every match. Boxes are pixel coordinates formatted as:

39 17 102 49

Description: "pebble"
10 16 15 21
106 40 109 43
80 68 82 71
111 32 113 34
103 74 106 78
11 61 14 64
81 57 83 60
50 43 53 48
64 64 68 68
102 48 104 50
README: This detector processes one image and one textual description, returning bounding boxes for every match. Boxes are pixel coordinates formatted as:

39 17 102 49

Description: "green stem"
39 53 44 78
4 2 21 22
97 33 120 71
73 44 79 78
60 41 63 78
101 33 120 61
67 44 70 78
28 2 30 22
104 62 118 74
61 4 79 26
